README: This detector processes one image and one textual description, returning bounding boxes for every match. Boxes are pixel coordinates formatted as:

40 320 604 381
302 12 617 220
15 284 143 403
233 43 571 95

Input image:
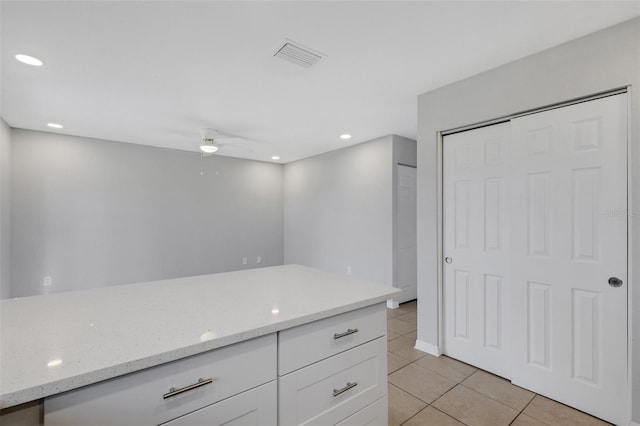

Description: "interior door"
443 123 511 378
396 165 417 303
509 94 628 425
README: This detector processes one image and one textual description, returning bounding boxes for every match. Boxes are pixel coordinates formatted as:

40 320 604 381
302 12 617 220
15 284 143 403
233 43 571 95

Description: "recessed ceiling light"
272 156 280 160
47 359 62 367
340 134 351 140
47 123 63 129
15 54 43 66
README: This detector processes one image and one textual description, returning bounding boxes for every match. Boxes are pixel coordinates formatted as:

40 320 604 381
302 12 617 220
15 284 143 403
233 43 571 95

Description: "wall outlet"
43 276 53 287
257 256 262 264
347 265 352 275
242 257 248 265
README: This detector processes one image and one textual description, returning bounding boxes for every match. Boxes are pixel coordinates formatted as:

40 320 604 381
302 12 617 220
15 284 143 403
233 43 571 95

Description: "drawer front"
278 337 387 426
162 381 277 426
335 396 387 426
45 334 276 426
278 303 386 375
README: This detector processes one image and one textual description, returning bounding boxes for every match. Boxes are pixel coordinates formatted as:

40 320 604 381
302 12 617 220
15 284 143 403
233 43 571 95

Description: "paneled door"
396 165 417 303
443 123 511 378
509 94 628 425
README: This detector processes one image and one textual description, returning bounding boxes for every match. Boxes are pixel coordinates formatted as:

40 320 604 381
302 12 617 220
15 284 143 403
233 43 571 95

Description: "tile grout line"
388 305 607 426
405 353 474 382
385 379 431 407
387 354 413 375
427 381 460 407
398 403 472 426
507 394 542 426
457 379 532 417
388 302 475 426
410 359 477 384
432 405 472 426
399 403 472 426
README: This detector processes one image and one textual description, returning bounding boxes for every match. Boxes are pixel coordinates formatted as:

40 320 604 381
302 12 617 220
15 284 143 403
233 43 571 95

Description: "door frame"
435 87 633 423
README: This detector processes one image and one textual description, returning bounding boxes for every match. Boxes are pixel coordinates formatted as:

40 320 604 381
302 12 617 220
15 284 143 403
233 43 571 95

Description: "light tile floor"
386 300 610 426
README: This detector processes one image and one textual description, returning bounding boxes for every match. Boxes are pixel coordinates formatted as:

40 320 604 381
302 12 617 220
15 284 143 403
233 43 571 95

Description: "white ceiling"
2 1 638 163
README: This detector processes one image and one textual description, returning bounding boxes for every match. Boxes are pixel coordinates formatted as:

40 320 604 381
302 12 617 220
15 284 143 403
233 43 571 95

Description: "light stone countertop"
0 264 400 409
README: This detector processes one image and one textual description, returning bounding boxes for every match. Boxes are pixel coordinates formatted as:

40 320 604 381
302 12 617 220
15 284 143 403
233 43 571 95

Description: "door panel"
484 274 502 350
510 94 627 425
396 165 417 303
443 122 511 378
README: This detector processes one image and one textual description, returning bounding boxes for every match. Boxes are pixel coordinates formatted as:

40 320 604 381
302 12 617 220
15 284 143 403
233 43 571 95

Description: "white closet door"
443 122 511 378
509 94 628 425
396 165 417 303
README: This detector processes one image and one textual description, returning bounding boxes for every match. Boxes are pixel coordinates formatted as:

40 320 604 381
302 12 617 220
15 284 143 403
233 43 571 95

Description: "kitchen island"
1 264 400 425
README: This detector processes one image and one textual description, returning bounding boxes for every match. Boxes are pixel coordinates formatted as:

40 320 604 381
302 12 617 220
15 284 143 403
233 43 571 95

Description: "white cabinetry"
163 381 276 426
335 397 388 426
278 303 388 426
43 303 389 426
278 304 386 375
44 335 276 426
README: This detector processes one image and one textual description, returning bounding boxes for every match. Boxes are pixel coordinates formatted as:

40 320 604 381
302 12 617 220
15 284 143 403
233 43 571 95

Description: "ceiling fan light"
200 144 219 153
15 54 43 66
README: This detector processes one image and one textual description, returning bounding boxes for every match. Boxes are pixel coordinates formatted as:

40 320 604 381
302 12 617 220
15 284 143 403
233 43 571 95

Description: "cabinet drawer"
45 334 276 426
278 303 386 375
335 396 387 426
162 381 277 426
278 337 386 426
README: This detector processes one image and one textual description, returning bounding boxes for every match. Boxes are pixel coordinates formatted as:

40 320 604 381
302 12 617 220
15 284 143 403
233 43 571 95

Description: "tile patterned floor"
386 300 610 426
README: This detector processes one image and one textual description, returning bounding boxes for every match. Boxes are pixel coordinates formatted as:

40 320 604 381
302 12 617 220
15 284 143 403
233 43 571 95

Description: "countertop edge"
1 291 399 409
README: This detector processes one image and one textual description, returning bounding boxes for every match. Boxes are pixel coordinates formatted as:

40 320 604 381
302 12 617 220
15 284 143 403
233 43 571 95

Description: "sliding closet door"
509 94 628 425
443 123 511 378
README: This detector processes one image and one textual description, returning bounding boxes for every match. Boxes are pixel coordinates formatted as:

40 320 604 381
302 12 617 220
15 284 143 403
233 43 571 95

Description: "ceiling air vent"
274 40 324 68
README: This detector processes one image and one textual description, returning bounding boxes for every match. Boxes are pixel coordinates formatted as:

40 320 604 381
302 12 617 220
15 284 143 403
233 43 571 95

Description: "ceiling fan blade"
216 136 245 143
218 144 253 153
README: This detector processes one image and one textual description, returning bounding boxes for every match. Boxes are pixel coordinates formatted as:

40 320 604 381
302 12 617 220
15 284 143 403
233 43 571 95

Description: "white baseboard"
415 340 441 356
629 421 639 426
387 299 399 309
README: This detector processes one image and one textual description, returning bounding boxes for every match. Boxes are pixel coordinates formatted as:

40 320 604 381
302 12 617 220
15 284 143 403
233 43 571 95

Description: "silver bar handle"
163 378 213 399
333 328 358 340
333 381 358 397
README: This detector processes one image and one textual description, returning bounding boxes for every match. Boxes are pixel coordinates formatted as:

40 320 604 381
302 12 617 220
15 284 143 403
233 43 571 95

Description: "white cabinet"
44 335 276 426
279 338 386 426
335 397 388 426
162 381 277 426
278 303 388 426
278 304 386 375
43 303 389 426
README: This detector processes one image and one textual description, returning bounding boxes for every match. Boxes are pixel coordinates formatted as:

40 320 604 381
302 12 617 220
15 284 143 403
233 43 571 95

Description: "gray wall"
416 18 640 421
10 129 284 297
392 135 417 168
0 118 10 299
284 134 417 291
284 136 394 286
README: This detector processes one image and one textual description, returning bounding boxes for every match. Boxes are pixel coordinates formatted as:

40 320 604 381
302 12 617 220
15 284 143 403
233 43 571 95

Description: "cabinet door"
162 381 276 426
279 304 386 375
279 338 386 426
335 396 387 426
45 335 276 426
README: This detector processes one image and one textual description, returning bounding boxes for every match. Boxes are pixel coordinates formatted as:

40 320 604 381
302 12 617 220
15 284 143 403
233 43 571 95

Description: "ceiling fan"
198 128 247 155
